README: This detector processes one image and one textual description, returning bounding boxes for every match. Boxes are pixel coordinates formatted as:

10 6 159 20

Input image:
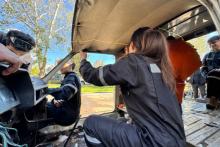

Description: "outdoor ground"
48 84 115 116
182 97 220 147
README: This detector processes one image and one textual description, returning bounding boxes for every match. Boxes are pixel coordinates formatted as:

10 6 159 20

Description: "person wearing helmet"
201 35 220 110
0 43 22 75
0 30 35 70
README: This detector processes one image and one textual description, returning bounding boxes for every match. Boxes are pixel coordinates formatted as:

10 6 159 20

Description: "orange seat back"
168 39 201 103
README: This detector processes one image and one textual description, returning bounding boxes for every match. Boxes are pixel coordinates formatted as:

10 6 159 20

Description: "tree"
30 64 40 77
187 35 208 59
0 0 74 77
72 53 81 75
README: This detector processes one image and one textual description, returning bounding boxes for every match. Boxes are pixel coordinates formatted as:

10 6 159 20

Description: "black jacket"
201 51 220 77
80 54 186 147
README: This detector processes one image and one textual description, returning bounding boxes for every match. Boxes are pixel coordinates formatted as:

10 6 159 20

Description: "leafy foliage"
0 0 74 77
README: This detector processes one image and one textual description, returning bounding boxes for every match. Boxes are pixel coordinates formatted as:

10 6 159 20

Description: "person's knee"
84 115 99 125
83 115 99 132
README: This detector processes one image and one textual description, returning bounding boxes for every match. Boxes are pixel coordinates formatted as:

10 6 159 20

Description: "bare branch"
42 0 62 58
48 0 62 39
34 1 38 20
21 3 36 26
16 17 35 31
54 26 65 33
37 13 47 20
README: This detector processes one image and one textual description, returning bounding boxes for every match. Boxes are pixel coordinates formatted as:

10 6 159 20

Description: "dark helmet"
7 30 36 52
0 31 8 46
208 35 220 44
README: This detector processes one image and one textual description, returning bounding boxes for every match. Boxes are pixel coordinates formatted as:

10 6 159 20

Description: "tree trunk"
39 59 46 77
36 47 47 77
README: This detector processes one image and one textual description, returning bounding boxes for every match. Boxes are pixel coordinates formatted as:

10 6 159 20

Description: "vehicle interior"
0 0 220 146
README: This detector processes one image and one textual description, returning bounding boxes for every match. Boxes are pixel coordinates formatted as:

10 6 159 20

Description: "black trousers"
192 84 206 98
83 115 151 147
207 69 220 99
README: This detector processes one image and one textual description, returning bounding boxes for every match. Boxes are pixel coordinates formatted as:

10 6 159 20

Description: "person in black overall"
201 35 220 110
79 28 186 147
47 62 81 126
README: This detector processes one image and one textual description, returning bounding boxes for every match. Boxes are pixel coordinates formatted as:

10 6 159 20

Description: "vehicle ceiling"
71 0 204 54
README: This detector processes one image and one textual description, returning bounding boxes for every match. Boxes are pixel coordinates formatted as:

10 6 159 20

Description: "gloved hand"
53 99 64 108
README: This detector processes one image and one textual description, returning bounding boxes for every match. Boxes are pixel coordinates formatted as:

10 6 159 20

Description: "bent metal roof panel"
72 0 200 54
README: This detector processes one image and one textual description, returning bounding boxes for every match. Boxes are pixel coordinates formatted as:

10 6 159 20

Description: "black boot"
206 96 218 110
206 104 216 110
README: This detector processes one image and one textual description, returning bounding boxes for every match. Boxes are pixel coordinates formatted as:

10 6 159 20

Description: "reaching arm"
0 43 22 75
48 75 78 101
79 53 138 87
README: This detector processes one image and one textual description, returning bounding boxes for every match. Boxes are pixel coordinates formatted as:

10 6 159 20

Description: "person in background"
0 30 35 70
188 68 206 99
201 35 220 110
47 62 81 126
80 28 185 147
0 43 22 75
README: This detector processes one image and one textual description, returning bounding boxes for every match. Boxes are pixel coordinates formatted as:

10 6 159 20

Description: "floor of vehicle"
37 113 118 147
183 97 220 147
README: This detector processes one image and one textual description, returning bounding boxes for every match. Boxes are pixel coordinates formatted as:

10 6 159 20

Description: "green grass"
48 84 114 93
48 83 61 88
82 85 114 93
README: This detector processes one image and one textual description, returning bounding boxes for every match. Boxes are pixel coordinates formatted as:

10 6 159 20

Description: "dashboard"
0 77 19 114
0 63 48 114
